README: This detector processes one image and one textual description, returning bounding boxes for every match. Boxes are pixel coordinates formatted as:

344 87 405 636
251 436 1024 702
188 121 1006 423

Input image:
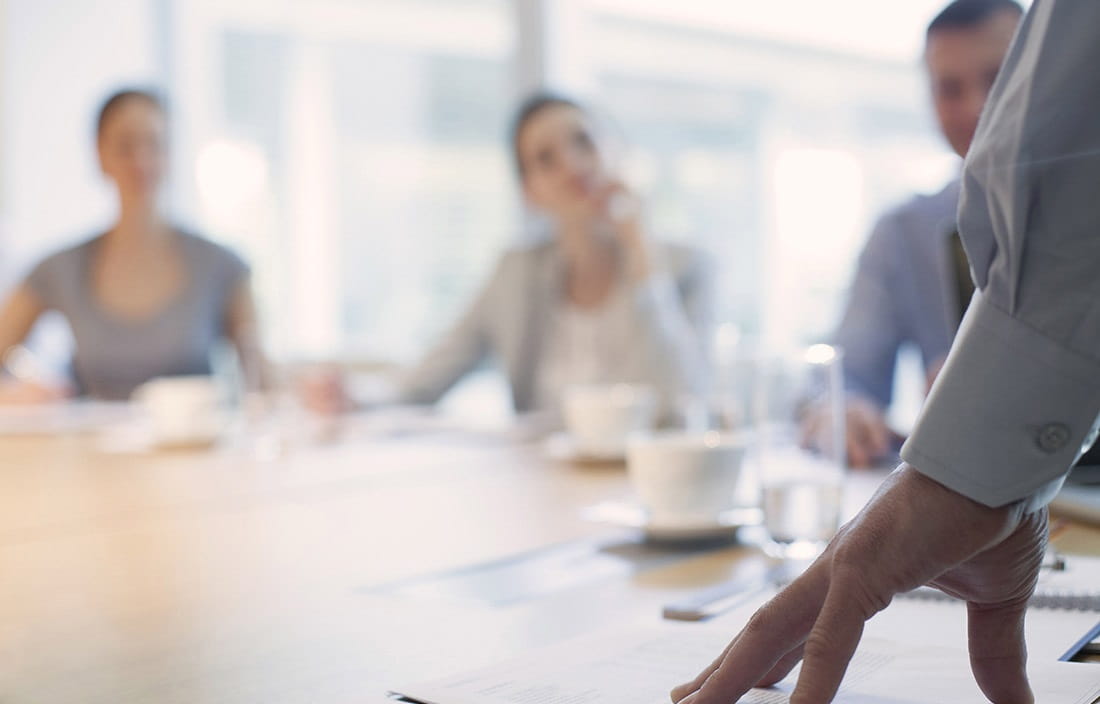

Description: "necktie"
949 229 975 329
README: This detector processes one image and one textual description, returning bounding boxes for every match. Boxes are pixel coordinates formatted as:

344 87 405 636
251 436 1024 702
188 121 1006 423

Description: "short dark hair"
96 88 165 138
926 0 1024 38
509 92 583 178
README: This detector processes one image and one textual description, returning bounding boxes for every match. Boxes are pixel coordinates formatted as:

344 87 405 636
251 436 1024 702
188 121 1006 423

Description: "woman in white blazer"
305 94 712 416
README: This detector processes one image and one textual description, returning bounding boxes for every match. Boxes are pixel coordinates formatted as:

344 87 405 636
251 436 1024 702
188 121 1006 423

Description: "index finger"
679 562 831 704
789 569 881 703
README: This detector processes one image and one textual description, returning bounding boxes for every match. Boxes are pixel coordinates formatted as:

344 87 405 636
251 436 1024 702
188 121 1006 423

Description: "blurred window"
178 0 516 360
175 0 957 416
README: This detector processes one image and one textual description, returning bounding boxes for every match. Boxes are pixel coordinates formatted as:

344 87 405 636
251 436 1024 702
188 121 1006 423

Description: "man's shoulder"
875 179 960 239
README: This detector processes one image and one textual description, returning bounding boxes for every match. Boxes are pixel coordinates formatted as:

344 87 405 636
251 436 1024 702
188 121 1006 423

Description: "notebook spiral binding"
897 586 1100 612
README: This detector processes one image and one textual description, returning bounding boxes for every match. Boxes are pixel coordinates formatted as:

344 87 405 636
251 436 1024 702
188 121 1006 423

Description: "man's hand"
926 356 947 395
671 464 1047 704
804 396 899 468
295 366 355 416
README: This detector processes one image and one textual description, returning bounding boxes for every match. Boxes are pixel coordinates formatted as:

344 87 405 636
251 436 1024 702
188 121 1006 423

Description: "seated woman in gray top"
304 93 711 415
0 89 266 402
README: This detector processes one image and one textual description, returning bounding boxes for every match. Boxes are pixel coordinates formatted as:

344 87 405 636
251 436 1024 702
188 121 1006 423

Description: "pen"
662 562 802 621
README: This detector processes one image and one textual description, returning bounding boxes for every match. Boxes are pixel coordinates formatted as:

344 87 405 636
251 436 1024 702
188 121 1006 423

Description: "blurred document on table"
393 617 1100 704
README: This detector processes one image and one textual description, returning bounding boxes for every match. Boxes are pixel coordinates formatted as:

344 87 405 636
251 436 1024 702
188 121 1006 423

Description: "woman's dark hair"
509 92 583 178
95 88 166 138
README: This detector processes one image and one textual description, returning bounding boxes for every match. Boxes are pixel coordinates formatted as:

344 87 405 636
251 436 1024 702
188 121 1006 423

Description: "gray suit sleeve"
832 215 905 408
395 257 501 405
902 0 1100 508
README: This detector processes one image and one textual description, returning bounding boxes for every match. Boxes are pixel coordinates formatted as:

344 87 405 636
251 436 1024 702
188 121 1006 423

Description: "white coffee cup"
561 384 657 456
627 431 748 526
133 375 223 447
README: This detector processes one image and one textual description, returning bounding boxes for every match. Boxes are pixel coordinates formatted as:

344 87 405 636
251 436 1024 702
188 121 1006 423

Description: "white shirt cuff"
901 290 1100 508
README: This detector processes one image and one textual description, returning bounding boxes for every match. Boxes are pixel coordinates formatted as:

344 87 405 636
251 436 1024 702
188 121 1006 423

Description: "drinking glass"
752 344 846 559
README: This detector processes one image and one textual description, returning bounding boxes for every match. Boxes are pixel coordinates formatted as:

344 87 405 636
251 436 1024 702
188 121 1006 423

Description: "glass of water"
752 344 846 560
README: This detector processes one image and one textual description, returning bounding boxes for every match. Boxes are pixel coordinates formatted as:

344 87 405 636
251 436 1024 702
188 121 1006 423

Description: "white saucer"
545 432 626 463
153 432 221 450
582 500 763 541
97 419 221 454
0 401 135 436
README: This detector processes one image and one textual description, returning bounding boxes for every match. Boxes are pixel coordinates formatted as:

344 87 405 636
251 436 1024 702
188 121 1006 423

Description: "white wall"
0 0 6 229
0 0 162 286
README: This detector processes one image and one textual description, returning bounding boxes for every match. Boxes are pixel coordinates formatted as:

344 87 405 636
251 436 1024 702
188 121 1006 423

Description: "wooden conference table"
1 415 1098 703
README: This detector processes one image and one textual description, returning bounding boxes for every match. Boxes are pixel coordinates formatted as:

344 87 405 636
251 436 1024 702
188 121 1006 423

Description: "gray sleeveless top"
24 231 248 400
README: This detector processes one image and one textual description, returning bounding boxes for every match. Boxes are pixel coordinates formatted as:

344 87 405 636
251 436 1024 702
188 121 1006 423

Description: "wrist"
897 462 1026 534
617 224 655 283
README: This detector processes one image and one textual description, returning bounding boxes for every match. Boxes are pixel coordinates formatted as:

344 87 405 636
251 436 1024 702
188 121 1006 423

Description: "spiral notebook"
896 555 1100 612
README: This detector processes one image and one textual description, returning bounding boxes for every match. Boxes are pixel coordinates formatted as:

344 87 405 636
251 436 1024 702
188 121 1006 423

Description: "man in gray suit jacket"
830 0 1022 466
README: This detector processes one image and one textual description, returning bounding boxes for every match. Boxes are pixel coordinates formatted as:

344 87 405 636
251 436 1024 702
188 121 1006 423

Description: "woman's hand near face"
593 181 655 283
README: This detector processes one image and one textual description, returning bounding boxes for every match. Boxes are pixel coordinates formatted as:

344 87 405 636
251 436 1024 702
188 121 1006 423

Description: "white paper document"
393 621 1100 704
0 400 134 435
